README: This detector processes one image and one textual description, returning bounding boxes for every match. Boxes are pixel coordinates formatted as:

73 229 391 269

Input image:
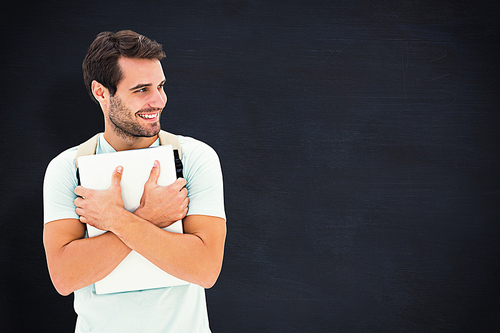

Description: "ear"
91 80 109 105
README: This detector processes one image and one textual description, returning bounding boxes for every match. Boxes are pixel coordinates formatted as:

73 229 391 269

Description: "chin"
143 125 161 137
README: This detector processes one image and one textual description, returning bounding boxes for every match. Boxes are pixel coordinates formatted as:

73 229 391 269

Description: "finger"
74 186 89 198
74 197 84 208
179 187 188 198
181 196 190 210
145 160 161 187
182 201 189 216
174 178 187 191
111 165 124 188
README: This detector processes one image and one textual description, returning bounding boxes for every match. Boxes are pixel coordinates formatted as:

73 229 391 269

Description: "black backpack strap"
173 149 183 178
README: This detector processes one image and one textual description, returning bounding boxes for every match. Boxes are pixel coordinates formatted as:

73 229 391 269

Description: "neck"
103 130 158 151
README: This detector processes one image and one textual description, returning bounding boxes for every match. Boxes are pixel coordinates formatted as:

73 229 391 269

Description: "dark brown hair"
82 30 166 103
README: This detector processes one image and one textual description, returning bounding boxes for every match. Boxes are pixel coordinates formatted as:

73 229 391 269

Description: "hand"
134 160 189 228
74 166 125 231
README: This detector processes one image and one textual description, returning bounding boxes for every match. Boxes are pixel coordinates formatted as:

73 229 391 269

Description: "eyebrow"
129 80 166 91
129 83 152 91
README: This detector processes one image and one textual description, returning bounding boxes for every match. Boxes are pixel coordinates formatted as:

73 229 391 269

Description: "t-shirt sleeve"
43 148 80 224
183 140 226 221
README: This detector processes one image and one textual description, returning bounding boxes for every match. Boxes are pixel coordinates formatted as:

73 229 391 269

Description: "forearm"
72 164 226 289
110 210 226 288
44 221 131 295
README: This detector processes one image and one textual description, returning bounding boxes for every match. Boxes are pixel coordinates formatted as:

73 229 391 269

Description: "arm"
75 163 226 288
43 164 189 295
43 219 131 296
43 166 133 295
110 213 225 289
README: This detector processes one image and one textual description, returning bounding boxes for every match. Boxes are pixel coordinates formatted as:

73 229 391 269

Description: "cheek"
124 100 143 113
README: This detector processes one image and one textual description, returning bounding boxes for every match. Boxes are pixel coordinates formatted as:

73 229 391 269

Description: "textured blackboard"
1 1 499 332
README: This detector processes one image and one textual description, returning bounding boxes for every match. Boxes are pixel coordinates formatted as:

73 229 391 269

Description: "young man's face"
107 57 167 139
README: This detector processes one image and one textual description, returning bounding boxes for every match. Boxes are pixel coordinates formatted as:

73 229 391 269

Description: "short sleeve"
181 138 226 221
43 148 80 224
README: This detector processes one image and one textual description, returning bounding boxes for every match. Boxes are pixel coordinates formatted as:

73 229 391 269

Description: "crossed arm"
43 161 226 296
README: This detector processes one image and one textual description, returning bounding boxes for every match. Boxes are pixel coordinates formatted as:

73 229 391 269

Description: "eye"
136 88 147 93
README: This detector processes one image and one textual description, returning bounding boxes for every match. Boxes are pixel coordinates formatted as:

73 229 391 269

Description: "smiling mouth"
137 112 159 120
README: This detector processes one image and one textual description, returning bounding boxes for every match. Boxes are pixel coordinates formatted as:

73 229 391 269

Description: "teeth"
139 113 157 119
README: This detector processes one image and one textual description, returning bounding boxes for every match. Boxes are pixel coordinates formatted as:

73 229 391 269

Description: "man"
43 30 226 332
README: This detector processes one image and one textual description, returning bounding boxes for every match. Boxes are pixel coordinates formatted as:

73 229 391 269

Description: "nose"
149 88 167 109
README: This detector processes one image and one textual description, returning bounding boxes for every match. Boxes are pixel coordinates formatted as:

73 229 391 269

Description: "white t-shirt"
43 134 225 333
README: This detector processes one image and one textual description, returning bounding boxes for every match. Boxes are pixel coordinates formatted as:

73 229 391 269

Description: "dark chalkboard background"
1 1 499 332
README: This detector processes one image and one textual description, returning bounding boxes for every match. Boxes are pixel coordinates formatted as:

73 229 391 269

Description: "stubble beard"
108 95 161 141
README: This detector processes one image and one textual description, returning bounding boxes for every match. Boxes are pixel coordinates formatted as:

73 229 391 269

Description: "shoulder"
46 145 79 174
177 135 223 182
177 135 220 161
178 135 214 151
